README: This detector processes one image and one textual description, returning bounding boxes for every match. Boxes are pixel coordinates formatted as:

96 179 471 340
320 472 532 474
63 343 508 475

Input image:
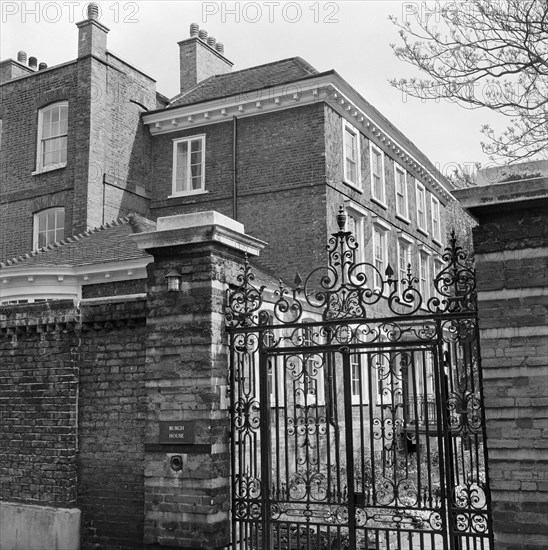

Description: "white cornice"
143 73 454 202
143 74 334 134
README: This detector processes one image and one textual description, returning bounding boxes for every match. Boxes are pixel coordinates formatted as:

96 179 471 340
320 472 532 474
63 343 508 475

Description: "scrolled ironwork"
226 207 477 328
429 230 477 313
228 208 493 549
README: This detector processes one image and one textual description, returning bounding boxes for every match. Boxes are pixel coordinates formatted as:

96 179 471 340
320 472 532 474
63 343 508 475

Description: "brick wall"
78 297 147 550
455 183 548 550
0 300 80 507
0 296 148 550
151 103 328 282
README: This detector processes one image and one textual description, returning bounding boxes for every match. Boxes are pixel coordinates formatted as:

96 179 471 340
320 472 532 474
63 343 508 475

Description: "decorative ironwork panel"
227 208 493 550
226 208 477 328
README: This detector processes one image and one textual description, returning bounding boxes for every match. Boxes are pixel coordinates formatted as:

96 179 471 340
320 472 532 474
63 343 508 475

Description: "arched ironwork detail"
226 207 477 327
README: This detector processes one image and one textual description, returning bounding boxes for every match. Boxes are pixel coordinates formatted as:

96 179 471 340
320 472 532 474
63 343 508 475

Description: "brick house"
1 6 457 306
0 6 473 549
0 5 163 267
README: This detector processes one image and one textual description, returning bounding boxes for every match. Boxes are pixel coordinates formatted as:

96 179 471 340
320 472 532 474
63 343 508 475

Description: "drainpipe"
232 115 238 221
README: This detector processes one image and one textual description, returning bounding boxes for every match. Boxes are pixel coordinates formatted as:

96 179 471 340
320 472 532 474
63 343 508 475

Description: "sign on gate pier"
159 421 196 444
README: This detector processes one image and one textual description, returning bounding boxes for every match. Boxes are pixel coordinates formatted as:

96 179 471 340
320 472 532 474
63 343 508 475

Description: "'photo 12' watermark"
202 2 339 24
1 2 139 24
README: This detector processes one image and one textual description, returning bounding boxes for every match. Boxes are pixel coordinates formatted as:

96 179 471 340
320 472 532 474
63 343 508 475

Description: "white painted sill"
371 197 388 210
342 179 363 193
395 213 411 225
168 189 209 199
32 162 67 176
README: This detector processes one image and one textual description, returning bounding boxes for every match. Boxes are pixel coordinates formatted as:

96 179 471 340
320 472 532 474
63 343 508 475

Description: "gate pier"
133 211 265 549
455 180 548 550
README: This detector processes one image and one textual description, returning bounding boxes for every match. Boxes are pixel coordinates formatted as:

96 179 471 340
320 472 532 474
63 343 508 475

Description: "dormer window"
35 102 68 173
33 207 64 249
171 135 206 196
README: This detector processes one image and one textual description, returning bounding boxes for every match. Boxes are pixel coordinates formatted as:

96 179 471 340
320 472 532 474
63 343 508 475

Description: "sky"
1 1 512 177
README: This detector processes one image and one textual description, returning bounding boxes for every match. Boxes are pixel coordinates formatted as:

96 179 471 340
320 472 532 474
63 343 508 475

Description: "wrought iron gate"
226 210 493 550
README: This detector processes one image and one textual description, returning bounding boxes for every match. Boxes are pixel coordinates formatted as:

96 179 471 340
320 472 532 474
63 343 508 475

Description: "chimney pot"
207 36 216 47
87 2 99 20
17 51 27 63
198 29 208 40
190 23 199 37
215 43 225 55
28 57 37 69
38 62 48 71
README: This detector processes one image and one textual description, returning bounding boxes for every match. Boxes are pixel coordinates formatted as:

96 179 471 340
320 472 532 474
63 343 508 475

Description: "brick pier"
455 179 548 550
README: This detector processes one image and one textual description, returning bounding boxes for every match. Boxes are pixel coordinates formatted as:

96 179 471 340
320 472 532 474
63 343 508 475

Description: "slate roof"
0 214 154 269
169 57 319 106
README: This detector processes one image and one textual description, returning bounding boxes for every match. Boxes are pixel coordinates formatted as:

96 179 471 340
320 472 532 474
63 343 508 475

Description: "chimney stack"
178 25 232 95
17 51 27 64
38 62 48 71
28 56 37 70
76 1 109 60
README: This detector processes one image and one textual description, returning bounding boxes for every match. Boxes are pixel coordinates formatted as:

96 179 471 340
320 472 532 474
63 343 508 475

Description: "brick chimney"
0 52 33 85
178 23 233 94
76 2 109 60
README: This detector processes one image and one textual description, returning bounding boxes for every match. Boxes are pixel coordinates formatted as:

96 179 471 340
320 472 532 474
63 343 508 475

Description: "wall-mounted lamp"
165 269 182 292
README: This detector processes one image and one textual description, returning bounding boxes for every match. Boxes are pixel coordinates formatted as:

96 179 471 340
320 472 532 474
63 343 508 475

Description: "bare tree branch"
390 0 548 162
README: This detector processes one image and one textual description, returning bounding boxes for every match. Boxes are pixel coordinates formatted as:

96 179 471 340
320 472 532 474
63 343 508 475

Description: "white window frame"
33 207 65 250
397 238 413 298
342 121 361 190
370 143 386 206
34 101 68 174
295 323 325 407
371 336 391 405
432 257 444 304
345 201 368 263
372 222 389 290
415 349 435 399
171 134 206 197
395 163 409 221
418 249 432 307
350 352 369 405
433 258 444 281
267 356 286 408
416 181 427 233
431 195 441 243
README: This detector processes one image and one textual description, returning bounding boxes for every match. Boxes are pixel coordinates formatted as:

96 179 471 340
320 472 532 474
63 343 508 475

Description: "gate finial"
336 206 347 231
